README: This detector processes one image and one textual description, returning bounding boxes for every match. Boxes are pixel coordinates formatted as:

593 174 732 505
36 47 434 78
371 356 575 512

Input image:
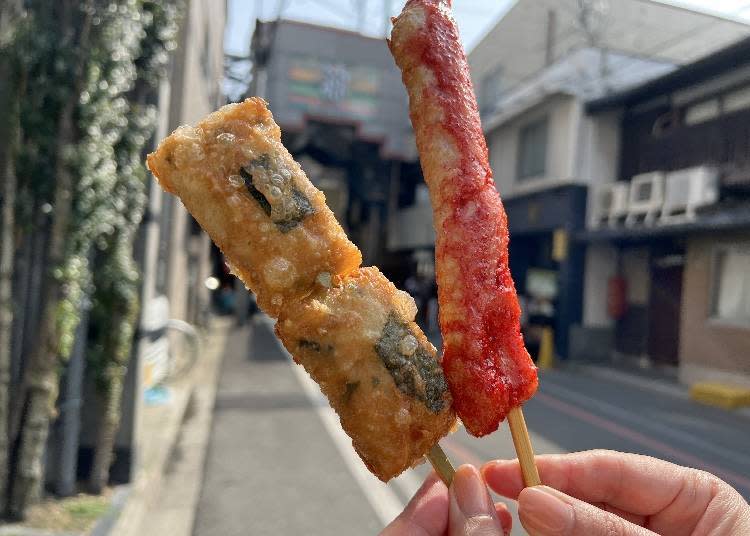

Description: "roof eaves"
586 35 750 113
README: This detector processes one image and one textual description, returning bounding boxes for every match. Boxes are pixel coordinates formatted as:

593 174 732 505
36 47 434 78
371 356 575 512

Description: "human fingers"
380 472 449 536
482 450 750 535
494 502 512 535
518 485 656 536
449 465 509 536
482 450 692 517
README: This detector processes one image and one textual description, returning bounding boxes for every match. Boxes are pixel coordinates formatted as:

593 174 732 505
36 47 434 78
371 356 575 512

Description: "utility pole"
384 0 392 37
352 0 367 34
576 0 610 91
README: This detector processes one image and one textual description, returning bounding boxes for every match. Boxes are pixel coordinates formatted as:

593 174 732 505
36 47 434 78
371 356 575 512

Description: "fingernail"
452 465 491 517
520 486 573 534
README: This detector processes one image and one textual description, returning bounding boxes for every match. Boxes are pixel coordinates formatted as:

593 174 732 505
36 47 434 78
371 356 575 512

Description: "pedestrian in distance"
381 449 750 536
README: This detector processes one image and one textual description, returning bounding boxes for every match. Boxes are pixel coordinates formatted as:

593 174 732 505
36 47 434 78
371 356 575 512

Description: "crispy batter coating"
276 268 456 481
390 0 538 436
146 98 361 317
148 100 456 481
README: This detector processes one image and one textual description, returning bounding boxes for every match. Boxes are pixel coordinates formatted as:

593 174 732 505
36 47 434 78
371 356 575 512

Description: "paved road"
193 317 750 535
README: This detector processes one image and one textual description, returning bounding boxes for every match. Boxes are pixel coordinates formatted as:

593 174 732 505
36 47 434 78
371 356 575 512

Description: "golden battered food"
276 267 455 481
146 98 361 317
148 99 456 482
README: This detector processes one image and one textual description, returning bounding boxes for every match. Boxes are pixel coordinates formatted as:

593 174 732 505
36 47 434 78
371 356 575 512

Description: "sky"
224 0 750 57
223 0 750 98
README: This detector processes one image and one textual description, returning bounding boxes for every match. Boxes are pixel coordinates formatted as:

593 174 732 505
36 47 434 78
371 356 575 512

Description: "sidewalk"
191 315 383 536
105 317 232 536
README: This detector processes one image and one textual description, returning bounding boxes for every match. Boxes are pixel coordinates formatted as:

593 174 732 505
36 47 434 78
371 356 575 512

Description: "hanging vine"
86 0 183 493
5 0 184 516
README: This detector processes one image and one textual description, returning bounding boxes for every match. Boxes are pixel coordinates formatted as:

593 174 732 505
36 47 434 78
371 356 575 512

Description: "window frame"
708 244 750 327
516 116 549 181
480 66 503 116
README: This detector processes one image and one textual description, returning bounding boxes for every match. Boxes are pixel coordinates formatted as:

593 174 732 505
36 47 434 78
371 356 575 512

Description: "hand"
380 465 512 535
482 449 750 536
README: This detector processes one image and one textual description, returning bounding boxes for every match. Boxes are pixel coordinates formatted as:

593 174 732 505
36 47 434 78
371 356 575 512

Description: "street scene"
182 316 750 535
1 0 750 535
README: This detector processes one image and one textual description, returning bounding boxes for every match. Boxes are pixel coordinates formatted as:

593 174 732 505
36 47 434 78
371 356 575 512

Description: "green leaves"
10 0 183 364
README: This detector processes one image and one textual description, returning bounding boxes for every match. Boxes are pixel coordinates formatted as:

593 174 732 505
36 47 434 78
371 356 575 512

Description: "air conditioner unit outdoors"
625 171 665 226
660 166 719 224
589 182 629 228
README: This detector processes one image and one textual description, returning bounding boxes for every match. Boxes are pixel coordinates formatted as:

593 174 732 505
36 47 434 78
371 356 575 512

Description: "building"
249 19 430 286
75 0 226 485
581 36 750 387
468 0 750 359
469 0 750 117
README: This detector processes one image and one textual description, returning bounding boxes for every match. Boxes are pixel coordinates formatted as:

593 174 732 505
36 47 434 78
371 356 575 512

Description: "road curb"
100 317 233 536
126 317 240 536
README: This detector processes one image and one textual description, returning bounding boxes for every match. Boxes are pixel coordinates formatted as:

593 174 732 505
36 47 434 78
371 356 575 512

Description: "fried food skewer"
147 98 457 482
390 0 540 483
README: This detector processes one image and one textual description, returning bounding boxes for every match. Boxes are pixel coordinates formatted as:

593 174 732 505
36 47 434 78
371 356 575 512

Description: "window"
684 98 720 125
710 247 750 325
724 86 750 114
517 117 548 179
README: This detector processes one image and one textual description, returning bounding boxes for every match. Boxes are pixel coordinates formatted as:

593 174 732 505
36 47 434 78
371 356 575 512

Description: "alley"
193 317 750 535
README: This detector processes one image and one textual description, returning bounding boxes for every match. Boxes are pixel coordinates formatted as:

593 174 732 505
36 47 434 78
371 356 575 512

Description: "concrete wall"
679 233 750 386
487 94 579 197
164 0 226 324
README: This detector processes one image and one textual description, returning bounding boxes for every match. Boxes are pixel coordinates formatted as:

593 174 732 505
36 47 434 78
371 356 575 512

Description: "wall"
164 0 226 325
680 233 750 386
487 94 578 197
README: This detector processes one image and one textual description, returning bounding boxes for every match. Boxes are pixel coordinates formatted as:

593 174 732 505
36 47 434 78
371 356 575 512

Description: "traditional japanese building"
582 36 750 387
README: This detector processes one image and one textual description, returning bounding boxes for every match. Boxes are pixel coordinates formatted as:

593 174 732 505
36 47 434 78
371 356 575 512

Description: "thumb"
518 486 657 536
449 465 509 535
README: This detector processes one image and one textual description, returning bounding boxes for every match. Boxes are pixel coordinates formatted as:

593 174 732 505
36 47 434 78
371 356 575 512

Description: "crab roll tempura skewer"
147 98 457 483
389 0 540 486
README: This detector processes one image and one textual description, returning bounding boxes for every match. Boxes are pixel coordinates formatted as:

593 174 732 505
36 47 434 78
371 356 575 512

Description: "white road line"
262 319 405 527
578 365 688 400
542 376 750 468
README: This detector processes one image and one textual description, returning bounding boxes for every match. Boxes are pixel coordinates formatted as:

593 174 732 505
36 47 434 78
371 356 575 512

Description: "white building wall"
487 94 579 197
164 0 226 325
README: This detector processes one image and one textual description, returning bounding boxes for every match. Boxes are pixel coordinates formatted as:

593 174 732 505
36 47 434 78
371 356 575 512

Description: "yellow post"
537 326 555 369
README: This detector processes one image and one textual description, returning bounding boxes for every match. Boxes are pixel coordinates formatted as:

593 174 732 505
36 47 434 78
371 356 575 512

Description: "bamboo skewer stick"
426 442 455 486
426 406 539 488
507 406 541 487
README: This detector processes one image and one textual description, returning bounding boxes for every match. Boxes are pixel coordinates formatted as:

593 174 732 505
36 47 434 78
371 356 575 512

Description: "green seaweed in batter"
374 314 448 413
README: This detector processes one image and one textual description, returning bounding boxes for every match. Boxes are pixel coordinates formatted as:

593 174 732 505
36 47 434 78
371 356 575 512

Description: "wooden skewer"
426 442 455 486
507 406 541 487
425 408 538 489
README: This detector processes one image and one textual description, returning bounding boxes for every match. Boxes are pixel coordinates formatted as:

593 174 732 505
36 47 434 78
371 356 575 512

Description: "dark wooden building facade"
583 37 750 386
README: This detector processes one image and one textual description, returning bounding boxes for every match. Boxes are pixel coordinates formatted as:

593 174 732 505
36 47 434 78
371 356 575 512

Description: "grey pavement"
192 316 383 536
192 318 750 535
